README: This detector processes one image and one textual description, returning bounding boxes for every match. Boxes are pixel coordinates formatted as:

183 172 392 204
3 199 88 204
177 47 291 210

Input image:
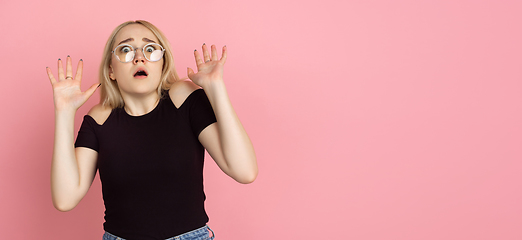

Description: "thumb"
187 67 195 80
84 83 101 100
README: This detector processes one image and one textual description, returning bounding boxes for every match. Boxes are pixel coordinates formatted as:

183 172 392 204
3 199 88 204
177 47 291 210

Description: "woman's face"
109 24 164 96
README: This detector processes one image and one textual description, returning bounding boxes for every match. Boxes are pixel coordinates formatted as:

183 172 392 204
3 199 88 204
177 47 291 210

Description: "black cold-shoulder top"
75 89 217 240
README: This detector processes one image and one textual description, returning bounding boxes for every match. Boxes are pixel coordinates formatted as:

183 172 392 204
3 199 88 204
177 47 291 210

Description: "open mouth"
134 69 148 77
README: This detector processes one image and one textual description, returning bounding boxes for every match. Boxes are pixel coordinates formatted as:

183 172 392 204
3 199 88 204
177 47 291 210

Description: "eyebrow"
118 38 133 45
117 38 157 45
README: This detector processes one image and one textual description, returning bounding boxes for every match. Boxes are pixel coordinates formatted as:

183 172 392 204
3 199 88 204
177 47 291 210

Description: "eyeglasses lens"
114 44 164 63
145 44 164 62
115 45 134 63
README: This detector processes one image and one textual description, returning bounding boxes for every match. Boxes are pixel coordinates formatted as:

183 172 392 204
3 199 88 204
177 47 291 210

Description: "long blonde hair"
99 20 180 108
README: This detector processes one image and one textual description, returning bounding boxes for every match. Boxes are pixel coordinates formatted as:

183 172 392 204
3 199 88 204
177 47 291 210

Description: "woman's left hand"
187 44 227 88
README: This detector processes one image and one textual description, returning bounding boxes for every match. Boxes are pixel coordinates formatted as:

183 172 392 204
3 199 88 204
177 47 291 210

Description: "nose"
133 48 146 64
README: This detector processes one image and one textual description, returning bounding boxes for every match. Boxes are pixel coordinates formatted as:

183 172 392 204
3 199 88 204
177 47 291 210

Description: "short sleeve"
189 89 217 136
75 115 99 152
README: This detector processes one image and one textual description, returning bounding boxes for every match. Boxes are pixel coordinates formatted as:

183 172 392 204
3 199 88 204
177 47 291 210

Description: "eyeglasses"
112 43 165 63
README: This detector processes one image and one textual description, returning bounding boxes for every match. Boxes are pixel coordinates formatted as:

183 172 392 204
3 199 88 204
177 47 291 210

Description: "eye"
145 46 155 52
121 46 132 53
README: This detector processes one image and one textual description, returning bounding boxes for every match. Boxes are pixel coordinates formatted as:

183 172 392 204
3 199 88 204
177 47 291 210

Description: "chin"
119 86 159 96
118 79 161 95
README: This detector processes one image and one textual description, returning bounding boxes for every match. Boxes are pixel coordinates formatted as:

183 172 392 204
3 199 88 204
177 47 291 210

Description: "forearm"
203 81 257 180
51 110 81 210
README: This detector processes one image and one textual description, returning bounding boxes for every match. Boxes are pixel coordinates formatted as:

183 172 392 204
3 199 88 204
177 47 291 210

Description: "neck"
121 91 161 116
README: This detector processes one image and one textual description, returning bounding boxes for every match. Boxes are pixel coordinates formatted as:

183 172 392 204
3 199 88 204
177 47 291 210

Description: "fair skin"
46 24 257 212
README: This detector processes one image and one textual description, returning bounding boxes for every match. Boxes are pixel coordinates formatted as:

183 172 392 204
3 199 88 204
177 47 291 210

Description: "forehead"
114 24 159 45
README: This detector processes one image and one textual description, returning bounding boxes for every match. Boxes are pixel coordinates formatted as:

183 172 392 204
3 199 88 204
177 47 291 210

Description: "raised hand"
187 44 227 88
46 56 99 112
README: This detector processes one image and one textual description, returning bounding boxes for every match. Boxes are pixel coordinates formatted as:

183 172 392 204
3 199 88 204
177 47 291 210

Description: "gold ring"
66 76 73 79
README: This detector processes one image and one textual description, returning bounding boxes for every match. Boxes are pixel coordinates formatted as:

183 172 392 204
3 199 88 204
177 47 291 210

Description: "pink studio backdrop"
1 0 521 239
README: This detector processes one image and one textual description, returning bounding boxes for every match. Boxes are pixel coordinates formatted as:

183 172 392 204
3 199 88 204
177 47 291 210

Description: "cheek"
111 62 129 77
110 59 118 74
152 61 165 76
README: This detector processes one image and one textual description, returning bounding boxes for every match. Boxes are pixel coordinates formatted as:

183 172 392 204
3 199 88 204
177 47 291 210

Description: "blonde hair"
99 20 180 108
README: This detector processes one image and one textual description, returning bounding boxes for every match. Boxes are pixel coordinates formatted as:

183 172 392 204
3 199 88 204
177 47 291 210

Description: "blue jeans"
102 225 215 240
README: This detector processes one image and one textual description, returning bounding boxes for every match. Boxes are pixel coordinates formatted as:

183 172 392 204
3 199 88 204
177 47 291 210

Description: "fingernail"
58 58 61 61
67 55 70 57
203 43 206 45
194 49 197 52
97 83 101 88
80 59 83 61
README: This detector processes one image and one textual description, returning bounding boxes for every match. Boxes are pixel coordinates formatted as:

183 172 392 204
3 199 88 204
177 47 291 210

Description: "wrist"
201 78 225 91
55 108 77 117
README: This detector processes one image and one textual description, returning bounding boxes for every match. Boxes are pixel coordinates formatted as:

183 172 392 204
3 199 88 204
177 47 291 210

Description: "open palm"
187 44 227 88
46 56 99 111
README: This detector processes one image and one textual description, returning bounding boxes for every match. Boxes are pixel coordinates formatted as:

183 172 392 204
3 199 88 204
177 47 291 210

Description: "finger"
211 45 218 61
66 55 73 79
83 83 101 101
57 58 64 80
194 49 204 66
46 67 57 85
202 43 211 62
220 45 227 64
187 67 195 80
75 59 83 81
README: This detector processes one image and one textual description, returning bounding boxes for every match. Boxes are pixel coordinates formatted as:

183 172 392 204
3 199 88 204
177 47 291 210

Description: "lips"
133 67 148 77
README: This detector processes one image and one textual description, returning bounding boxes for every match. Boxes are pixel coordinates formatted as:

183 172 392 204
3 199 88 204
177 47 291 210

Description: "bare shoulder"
87 103 112 125
168 79 202 108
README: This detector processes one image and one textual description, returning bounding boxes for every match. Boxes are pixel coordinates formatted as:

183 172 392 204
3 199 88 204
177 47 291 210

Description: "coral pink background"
1 0 521 239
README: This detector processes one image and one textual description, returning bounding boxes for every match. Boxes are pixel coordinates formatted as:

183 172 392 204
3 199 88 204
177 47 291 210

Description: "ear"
109 65 115 80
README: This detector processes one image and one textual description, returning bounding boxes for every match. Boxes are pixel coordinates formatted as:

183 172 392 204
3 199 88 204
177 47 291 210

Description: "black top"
75 89 217 240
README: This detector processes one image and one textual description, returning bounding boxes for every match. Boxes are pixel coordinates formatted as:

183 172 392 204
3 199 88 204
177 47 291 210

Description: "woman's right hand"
46 56 100 112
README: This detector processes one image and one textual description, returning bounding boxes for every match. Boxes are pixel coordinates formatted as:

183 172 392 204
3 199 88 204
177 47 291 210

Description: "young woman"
46 20 257 240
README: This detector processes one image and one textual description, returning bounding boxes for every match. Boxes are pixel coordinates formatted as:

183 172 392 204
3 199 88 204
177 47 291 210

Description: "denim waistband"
102 224 215 240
